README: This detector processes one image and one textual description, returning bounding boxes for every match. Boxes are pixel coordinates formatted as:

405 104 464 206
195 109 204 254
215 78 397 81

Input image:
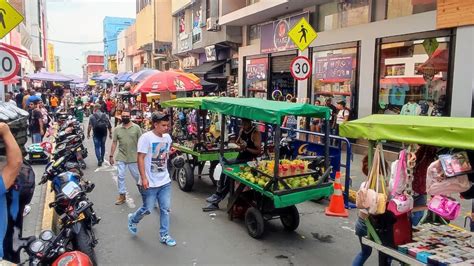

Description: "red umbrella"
132 71 202 94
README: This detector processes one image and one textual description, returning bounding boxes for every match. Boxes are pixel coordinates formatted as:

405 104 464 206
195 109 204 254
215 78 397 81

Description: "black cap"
337 100 346 107
151 112 170 122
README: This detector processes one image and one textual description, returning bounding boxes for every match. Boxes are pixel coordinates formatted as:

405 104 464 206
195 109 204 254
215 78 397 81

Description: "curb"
40 181 56 231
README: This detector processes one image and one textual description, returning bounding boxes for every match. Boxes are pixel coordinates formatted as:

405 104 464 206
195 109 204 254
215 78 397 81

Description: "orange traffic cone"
325 172 349 217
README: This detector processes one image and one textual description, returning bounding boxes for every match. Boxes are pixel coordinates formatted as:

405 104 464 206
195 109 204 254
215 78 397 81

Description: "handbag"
388 194 414 216
357 144 382 209
389 150 407 195
368 144 388 215
426 160 472 195
387 148 414 216
427 195 461 220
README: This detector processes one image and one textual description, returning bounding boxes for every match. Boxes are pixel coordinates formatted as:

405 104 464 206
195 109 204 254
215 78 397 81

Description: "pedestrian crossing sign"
0 1 24 39
288 17 318 51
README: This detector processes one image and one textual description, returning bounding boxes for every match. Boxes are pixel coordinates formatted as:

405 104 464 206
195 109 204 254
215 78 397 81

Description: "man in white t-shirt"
127 112 176 247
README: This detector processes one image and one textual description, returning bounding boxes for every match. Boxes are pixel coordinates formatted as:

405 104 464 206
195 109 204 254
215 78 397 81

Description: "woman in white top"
336 100 350 126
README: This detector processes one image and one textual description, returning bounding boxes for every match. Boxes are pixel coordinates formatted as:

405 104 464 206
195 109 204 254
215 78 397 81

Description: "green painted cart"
201 97 335 238
162 97 239 191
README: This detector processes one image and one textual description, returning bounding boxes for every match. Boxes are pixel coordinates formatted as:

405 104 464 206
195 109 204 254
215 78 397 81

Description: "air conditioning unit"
206 17 219 31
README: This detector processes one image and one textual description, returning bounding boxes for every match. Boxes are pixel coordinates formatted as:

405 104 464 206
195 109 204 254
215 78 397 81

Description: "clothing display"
400 102 421 116
389 86 409 106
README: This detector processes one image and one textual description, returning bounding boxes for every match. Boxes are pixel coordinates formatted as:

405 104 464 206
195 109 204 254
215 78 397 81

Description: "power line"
30 35 124 45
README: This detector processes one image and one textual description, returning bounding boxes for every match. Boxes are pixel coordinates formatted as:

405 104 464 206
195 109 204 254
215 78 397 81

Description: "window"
312 44 359 118
248 24 260 43
386 0 436 19
318 0 371 32
245 57 268 98
374 31 453 117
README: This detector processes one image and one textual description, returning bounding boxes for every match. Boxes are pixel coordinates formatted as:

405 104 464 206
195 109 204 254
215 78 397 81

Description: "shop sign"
290 139 341 179
246 58 268 83
182 56 196 69
314 55 353 80
205 45 216 61
260 12 309 54
179 33 192 53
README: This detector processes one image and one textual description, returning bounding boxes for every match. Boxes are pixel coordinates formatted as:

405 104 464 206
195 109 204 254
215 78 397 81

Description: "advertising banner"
260 12 309 54
314 55 353 80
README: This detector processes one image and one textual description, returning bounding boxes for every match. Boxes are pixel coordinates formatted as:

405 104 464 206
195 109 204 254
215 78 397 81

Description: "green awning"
339 115 474 150
161 97 217 109
201 97 331 125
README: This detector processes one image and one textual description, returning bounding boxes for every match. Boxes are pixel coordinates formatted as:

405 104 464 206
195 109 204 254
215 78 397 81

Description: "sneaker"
205 194 219 203
202 203 219 212
160 234 176 247
98 161 103 167
127 213 137 235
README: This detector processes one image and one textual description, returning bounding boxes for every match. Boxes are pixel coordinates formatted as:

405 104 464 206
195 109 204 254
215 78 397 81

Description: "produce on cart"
161 97 240 191
200 97 335 238
339 115 474 265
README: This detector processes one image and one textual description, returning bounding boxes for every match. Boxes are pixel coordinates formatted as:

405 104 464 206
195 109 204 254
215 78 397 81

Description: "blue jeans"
352 217 372 266
93 135 107 163
411 194 427 226
32 133 42 144
130 182 172 237
116 161 140 194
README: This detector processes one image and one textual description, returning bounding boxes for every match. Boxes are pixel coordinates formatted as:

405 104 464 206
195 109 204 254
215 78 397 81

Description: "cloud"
47 0 135 76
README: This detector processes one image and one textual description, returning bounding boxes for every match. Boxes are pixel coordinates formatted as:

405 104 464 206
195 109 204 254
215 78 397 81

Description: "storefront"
243 12 308 100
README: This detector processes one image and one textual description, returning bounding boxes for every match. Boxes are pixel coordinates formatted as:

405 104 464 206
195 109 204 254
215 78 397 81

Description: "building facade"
221 0 473 118
103 16 135 72
135 0 173 70
83 51 105 81
171 0 242 91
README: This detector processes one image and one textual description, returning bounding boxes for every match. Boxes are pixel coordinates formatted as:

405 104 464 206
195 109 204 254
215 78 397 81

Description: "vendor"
203 118 261 212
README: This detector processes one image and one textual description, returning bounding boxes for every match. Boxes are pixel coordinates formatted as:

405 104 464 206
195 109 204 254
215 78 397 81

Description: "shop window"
248 24 260 44
245 57 268 99
386 0 436 19
312 46 359 118
318 0 371 32
375 32 452 117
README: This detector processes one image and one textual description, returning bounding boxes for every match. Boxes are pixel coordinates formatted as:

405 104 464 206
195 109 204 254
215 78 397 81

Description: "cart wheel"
177 163 194 192
280 205 300 231
245 207 265 239
208 161 219 186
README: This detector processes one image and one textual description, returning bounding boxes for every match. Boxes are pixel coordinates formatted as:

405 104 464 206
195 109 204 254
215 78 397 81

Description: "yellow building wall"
136 4 154 48
172 0 192 14
136 0 172 48
155 0 172 42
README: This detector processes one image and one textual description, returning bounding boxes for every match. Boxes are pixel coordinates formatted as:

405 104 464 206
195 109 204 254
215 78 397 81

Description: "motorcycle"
54 135 88 169
17 229 94 266
39 156 100 263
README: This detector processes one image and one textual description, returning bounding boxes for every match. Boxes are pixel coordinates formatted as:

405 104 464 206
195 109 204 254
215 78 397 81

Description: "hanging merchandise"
438 151 472 177
412 145 438 195
389 149 408 195
425 160 471 195
427 195 461 221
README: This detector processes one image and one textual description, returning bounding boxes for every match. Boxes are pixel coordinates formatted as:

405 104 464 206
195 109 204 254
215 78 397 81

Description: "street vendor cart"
339 115 474 265
200 97 335 238
161 97 240 191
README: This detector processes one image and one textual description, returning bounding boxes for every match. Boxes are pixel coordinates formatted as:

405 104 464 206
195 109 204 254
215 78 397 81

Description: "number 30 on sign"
0 47 20 81
290 56 312 81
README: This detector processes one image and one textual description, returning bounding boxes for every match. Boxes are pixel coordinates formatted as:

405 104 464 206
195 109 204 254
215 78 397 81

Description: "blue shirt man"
0 176 7 259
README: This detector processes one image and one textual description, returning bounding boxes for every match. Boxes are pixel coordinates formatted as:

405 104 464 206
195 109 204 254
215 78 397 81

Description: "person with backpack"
0 122 23 261
87 103 112 167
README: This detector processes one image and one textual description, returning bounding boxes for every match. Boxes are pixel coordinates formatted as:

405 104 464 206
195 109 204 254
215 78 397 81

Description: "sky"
46 0 136 76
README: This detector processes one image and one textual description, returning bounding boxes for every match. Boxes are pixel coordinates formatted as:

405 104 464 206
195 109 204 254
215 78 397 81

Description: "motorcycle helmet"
52 251 93 266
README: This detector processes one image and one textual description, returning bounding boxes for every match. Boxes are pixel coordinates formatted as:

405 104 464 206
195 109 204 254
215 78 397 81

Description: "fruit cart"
339 115 474 265
161 97 240 191
200 97 335 238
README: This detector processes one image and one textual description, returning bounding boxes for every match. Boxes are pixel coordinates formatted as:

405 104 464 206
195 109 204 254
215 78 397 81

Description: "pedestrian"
29 100 44 143
109 111 142 205
49 93 59 113
38 101 50 137
127 112 176 247
87 103 112 166
282 97 298 139
203 118 261 211
335 101 350 133
0 122 23 261
5 93 16 106
106 97 114 118
23 90 35 110
15 87 25 108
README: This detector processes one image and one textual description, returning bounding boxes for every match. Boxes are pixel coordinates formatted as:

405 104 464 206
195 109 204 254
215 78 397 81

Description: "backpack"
8 161 35 218
93 112 109 136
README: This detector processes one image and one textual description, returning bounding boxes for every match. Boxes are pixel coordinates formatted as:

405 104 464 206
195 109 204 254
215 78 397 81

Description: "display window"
312 43 359 118
374 30 453 116
317 0 371 32
245 57 268 99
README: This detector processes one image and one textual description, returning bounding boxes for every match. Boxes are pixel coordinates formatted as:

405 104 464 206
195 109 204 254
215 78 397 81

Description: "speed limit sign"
290 56 312 81
0 47 19 81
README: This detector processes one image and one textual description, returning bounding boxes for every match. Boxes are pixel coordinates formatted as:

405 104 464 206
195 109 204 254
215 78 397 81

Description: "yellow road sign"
0 1 24 39
288 17 318 51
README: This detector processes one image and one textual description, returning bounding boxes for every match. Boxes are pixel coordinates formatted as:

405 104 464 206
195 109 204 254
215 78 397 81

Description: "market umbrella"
115 71 133 83
25 72 73 82
131 71 202 94
128 69 160 83
169 69 200 83
64 74 84 84
91 73 115 82
200 79 219 92
417 49 449 74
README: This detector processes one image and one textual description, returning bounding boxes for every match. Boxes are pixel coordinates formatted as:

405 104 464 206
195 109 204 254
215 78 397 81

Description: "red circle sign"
0 47 20 81
290 56 312 81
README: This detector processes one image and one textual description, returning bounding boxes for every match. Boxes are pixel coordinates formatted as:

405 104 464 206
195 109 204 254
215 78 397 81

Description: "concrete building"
221 0 473 118
135 0 173 70
83 51 105 81
103 16 135 72
171 0 242 91
24 0 48 71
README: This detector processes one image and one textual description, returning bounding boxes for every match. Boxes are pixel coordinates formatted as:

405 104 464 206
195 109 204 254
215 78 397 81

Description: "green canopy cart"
201 97 335 239
339 115 474 265
162 97 239 191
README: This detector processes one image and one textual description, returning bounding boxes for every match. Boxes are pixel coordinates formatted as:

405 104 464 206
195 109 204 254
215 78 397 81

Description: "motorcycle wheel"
72 225 97 266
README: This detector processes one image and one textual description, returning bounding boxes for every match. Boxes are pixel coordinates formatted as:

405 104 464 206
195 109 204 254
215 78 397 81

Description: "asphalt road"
20 117 472 265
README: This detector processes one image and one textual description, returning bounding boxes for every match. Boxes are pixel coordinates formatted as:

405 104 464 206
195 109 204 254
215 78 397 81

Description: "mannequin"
400 96 421 116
